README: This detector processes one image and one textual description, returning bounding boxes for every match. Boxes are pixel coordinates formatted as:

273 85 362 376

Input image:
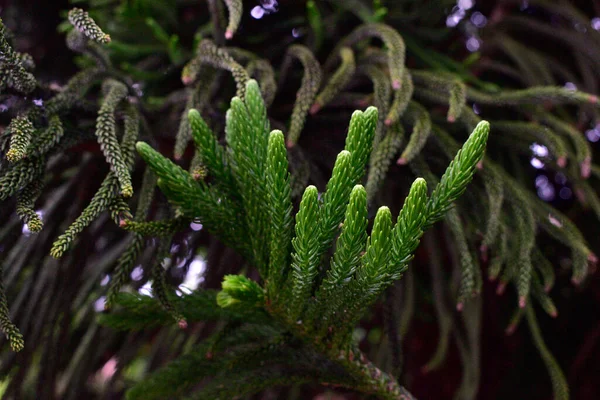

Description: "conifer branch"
195 39 249 99
68 8 111 44
0 262 24 352
5 115 34 163
96 79 133 197
384 69 413 126
265 130 293 297
281 45 322 147
366 125 403 204
15 177 44 233
222 0 242 40
425 121 490 227
396 101 432 165
288 185 321 320
311 47 356 114
337 23 405 90
525 304 569 400
0 17 36 94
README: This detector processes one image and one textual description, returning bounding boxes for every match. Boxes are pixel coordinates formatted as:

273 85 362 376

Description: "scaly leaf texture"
197 39 249 99
246 58 277 107
135 142 246 255
217 274 265 308
0 261 24 352
51 108 139 257
222 0 242 40
288 186 321 321
96 79 133 197
425 120 490 228
366 125 404 204
525 304 569 400
265 130 293 298
391 178 429 278
344 106 378 184
411 70 466 122
481 167 504 250
174 88 196 160
314 185 368 310
188 108 236 198
15 177 44 232
45 67 102 114
338 23 405 90
385 69 414 126
151 237 187 327
316 150 354 261
282 45 322 147
0 17 36 94
123 218 190 237
29 115 64 158
508 199 537 308
357 206 394 300
5 115 34 163
357 64 392 146
225 80 270 272
467 85 597 107
0 156 44 201
397 101 432 165
68 8 111 44
105 169 157 308
311 47 356 114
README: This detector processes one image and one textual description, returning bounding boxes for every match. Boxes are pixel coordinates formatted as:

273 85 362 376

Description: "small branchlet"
337 23 405 90
6 115 35 163
195 39 249 98
16 177 44 233
68 8 111 44
223 0 243 40
311 47 356 114
0 263 24 352
281 45 322 147
397 101 432 165
96 79 133 197
0 17 36 94
411 70 466 122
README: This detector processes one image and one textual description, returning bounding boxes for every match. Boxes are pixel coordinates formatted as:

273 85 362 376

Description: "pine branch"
281 45 322 147
68 8 111 44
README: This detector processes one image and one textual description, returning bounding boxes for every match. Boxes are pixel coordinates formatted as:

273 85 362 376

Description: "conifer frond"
222 0 242 40
525 304 569 400
319 184 368 297
96 79 133 197
366 125 403 204
122 218 190 237
338 23 405 90
68 8 111 44
425 121 489 227
288 185 321 320
0 262 24 352
5 115 34 163
196 39 249 99
384 69 413 126
281 45 322 147
265 130 293 296
397 101 432 165
0 17 36 94
217 274 265 308
411 70 466 122
15 177 44 232
311 47 356 114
